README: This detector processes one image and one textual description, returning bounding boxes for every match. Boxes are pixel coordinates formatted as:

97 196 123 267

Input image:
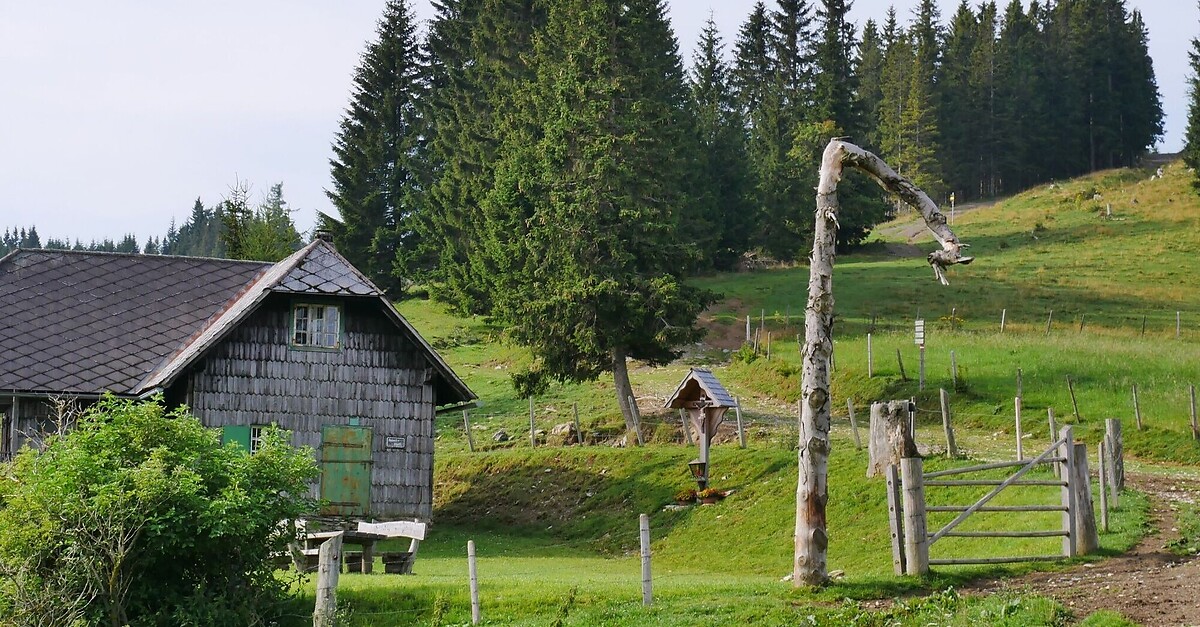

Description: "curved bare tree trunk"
793 139 973 587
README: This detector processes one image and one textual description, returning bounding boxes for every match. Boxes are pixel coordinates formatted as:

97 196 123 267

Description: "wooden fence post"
1190 384 1198 441
467 540 480 625
529 396 537 447
463 411 475 453
678 409 693 446
939 389 957 458
628 396 644 447
734 398 746 449
1177 311 1182 339
1098 440 1110 533
1105 418 1124 501
313 532 343 627
1015 396 1024 460
1141 315 1147 337
918 345 926 391
950 351 958 389
1132 384 1143 431
639 514 652 606
1079 313 1086 333
847 398 862 450
1058 426 1077 558
1046 309 1054 335
1000 308 1006 333
573 402 583 446
896 349 908 381
1072 442 1100 554
885 464 906 575
1067 376 1080 422
1017 368 1023 399
899 457 929 575
867 333 873 378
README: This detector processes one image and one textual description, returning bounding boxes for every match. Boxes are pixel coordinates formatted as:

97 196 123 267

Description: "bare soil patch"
964 472 1200 626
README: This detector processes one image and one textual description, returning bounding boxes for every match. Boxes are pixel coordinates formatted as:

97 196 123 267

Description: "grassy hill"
300 161 1200 625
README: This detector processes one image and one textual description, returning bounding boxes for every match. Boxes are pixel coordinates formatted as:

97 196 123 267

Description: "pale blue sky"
1 1 1191 243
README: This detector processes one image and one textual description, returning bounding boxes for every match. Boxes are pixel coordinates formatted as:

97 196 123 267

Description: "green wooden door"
320 425 373 516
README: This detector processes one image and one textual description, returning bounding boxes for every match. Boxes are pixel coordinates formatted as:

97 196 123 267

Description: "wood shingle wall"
187 295 435 520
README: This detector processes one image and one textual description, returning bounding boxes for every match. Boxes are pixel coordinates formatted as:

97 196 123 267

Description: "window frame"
289 301 344 351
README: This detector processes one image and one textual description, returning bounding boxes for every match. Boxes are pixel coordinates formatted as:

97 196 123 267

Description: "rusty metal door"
319 425 373 516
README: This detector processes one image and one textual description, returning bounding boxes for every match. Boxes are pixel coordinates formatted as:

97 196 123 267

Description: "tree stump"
868 401 918 478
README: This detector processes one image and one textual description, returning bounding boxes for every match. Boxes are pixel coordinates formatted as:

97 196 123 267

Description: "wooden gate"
888 426 1097 575
320 425 373 516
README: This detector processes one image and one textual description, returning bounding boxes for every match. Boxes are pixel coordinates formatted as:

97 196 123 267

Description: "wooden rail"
924 458 1066 479
929 555 1064 566
925 479 1066 487
927 505 1067 513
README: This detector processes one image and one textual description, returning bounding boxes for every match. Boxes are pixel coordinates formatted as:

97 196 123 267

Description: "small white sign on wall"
385 436 407 450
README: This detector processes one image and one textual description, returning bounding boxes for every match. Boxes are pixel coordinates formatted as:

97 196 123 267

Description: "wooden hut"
0 237 475 522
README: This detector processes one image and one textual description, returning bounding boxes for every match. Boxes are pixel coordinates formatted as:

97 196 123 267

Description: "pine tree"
877 10 911 169
733 2 774 116
23 226 41 249
323 0 425 294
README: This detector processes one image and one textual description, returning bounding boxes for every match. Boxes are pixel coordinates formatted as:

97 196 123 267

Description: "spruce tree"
323 0 425 294
938 1 977 199
421 0 543 314
485 0 715 432
689 17 753 270
812 0 858 131
856 19 885 150
1186 3 1200 186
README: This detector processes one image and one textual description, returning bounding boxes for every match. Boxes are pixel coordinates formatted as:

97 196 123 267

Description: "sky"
1 1 1194 244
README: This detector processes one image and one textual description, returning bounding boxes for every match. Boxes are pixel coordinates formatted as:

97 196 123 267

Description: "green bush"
0 395 318 627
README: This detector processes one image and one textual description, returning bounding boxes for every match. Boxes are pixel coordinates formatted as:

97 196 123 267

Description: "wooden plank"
928 435 1069 545
924 458 1066 479
925 479 1067 487
1098 439 1110 533
937 530 1069 538
929 555 1065 566
357 520 427 541
885 464 906 575
1067 376 1081 421
468 540 481 625
927 505 1067 513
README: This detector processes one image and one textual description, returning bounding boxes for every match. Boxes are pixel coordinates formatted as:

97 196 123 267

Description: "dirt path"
964 472 1200 625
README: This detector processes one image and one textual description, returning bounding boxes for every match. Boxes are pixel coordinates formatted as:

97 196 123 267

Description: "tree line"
1 183 303 261
322 0 1162 426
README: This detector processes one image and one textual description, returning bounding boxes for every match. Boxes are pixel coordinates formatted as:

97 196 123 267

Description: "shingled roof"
0 241 475 405
0 250 269 394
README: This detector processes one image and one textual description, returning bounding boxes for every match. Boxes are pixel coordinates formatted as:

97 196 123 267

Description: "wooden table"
305 530 389 574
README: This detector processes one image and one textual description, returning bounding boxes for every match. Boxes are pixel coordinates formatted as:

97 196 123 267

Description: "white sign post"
915 320 926 390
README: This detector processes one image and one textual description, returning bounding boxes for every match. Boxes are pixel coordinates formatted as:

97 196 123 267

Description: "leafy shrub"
673 488 697 503
0 395 317 627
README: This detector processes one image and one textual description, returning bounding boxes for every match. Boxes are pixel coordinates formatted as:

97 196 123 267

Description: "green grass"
304 161 1200 625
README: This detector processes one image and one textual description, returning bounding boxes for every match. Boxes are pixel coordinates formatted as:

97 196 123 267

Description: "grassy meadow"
293 161 1200 625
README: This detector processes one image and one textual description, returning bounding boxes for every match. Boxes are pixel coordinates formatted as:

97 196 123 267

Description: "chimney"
314 230 334 246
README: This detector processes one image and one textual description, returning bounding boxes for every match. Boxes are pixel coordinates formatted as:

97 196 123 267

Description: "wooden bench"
356 520 427 575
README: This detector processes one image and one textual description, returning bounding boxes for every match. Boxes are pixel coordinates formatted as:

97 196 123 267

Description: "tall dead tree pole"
794 139 973 587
